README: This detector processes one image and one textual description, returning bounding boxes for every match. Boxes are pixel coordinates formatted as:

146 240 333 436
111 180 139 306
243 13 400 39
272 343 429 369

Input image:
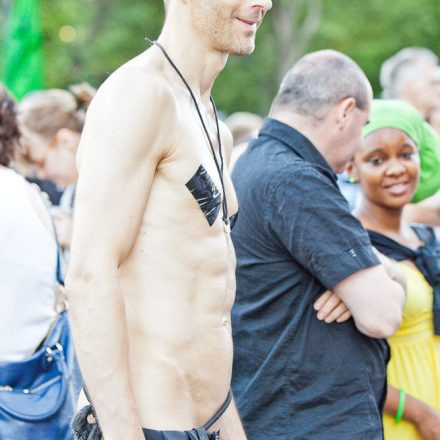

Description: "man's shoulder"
234 142 334 198
272 159 334 193
90 60 177 120
77 61 179 169
238 137 299 172
252 136 328 174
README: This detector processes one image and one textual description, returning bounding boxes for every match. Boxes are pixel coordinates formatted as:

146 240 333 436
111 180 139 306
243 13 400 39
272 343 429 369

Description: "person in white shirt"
0 84 58 361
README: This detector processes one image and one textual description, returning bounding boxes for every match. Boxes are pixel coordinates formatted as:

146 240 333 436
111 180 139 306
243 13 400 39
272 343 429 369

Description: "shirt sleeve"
266 165 380 290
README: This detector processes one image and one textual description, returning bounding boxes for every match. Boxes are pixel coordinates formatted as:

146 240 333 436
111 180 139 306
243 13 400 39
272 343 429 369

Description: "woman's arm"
385 385 440 440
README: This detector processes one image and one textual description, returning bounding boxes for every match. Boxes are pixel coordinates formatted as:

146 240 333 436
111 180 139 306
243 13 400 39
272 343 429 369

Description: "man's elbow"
65 255 120 311
65 260 101 309
356 306 402 339
362 315 401 339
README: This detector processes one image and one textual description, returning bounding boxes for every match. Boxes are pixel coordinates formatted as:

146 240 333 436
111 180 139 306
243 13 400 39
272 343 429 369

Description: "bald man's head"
270 50 371 120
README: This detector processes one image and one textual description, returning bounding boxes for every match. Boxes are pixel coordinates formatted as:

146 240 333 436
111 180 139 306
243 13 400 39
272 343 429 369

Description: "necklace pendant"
223 219 231 234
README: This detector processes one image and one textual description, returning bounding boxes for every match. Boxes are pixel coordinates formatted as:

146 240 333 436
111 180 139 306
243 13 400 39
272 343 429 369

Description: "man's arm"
314 248 406 325
372 248 407 289
269 168 405 339
315 254 406 331
66 67 176 440
220 120 248 440
333 263 405 339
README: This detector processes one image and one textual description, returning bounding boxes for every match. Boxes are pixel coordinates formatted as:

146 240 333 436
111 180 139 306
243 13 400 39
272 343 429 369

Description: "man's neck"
157 15 228 102
270 110 334 168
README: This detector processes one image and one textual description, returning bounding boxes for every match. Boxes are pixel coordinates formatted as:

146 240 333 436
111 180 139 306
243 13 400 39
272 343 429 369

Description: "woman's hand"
386 386 440 440
414 403 440 440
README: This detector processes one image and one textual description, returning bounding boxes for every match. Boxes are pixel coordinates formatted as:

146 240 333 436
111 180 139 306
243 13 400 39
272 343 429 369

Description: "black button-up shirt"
231 118 388 440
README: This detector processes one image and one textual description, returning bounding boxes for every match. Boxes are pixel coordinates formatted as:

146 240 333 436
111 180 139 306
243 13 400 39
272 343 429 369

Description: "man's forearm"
373 248 407 292
67 272 144 440
336 264 406 339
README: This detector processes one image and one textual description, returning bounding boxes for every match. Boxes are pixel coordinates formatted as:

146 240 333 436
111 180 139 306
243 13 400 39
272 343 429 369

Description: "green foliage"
1 0 440 113
4 0 44 99
309 0 440 98
39 0 164 88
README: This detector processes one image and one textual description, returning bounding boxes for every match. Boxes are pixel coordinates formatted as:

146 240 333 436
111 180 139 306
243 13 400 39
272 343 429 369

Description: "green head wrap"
362 99 440 203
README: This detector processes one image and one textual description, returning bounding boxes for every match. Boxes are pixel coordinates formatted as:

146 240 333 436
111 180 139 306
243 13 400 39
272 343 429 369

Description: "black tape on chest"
186 165 222 226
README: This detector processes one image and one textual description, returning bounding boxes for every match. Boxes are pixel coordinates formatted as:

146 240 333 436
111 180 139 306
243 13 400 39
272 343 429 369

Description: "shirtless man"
66 1 272 439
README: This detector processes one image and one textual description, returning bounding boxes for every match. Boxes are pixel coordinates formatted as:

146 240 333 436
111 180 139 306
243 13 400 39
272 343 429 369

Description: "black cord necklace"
145 37 230 231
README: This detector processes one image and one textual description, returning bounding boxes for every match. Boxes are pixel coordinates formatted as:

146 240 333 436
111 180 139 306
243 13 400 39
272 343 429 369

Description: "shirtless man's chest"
118 76 239 430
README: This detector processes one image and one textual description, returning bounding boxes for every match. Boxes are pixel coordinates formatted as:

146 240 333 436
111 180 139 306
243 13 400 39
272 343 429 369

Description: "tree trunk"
271 0 323 83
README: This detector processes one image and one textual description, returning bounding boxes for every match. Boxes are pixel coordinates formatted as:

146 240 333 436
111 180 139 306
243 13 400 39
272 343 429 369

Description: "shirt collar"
259 117 337 183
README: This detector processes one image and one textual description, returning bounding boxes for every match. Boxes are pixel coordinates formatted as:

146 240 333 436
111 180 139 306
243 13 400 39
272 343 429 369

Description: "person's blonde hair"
19 88 88 141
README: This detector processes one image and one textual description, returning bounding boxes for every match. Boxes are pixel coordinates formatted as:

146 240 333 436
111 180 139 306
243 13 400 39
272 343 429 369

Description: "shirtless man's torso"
67 1 272 439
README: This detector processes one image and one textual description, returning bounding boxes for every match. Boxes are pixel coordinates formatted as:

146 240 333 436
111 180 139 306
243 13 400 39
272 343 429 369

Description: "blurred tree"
309 0 440 98
39 0 164 88
271 0 322 82
3 0 44 99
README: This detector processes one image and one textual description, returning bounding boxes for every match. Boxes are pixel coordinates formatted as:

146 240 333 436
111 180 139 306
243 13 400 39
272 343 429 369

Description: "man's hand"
314 290 352 323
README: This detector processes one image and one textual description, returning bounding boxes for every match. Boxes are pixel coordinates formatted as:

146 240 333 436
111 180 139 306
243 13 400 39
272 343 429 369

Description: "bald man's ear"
336 97 356 130
345 159 360 183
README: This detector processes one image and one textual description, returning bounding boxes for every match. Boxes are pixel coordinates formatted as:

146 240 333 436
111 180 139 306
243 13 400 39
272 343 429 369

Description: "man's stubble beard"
214 16 256 56
212 28 256 57
191 10 256 57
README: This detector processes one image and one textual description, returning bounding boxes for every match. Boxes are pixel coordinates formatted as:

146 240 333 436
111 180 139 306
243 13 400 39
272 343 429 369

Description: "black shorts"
142 427 219 439
73 391 231 440
142 391 232 439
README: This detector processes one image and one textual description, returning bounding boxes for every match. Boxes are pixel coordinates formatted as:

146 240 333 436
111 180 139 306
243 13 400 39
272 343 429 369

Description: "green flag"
3 0 44 99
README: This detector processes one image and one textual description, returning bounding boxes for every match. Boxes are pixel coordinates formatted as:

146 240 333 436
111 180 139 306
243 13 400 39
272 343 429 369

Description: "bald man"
231 50 405 440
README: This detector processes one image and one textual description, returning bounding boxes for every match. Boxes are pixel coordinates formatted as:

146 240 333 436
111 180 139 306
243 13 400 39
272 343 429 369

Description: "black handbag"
0 249 82 439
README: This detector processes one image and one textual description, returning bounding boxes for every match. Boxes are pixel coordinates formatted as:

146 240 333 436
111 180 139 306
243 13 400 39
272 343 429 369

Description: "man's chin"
229 43 255 56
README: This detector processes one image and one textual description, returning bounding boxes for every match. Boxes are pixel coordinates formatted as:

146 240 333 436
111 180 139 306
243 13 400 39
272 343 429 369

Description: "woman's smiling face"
350 127 420 210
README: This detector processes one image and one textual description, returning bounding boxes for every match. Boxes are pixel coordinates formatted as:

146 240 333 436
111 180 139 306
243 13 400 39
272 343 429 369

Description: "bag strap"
34 186 67 308
55 245 64 286
48 202 67 310
32 184 66 286
412 224 436 246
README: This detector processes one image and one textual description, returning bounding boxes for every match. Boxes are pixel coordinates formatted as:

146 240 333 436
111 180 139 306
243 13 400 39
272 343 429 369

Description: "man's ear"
345 158 360 183
336 97 356 130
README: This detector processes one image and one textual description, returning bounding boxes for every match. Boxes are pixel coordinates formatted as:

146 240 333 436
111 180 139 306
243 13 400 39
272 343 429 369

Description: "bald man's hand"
314 290 352 324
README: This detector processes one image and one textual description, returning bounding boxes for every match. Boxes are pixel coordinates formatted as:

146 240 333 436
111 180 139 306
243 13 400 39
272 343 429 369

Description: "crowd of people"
1 0 440 439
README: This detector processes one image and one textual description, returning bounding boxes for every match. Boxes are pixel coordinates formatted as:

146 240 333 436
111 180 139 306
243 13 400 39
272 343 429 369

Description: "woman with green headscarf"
347 99 440 440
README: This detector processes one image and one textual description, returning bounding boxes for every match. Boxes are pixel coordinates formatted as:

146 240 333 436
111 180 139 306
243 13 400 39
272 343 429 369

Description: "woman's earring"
349 176 359 184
